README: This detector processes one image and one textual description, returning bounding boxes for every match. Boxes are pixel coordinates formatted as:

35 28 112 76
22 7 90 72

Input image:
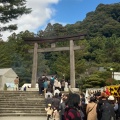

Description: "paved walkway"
0 116 47 120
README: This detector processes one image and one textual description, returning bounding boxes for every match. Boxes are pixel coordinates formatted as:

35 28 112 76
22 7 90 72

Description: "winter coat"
86 102 97 120
52 97 60 109
45 107 53 115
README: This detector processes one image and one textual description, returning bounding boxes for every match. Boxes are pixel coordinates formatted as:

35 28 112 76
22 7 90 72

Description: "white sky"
1 0 60 41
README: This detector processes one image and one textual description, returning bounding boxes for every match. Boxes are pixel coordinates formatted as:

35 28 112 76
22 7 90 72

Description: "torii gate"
23 34 86 88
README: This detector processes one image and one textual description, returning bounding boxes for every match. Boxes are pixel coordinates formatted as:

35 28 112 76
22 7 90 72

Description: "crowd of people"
38 75 120 120
38 75 68 95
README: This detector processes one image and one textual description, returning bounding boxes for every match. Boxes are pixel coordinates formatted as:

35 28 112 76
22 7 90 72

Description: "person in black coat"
38 76 44 95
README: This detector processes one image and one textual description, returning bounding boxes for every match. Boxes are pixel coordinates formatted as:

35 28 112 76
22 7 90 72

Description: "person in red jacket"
105 88 111 96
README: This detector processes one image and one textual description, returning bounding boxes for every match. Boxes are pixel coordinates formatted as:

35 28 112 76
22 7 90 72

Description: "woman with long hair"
64 93 81 120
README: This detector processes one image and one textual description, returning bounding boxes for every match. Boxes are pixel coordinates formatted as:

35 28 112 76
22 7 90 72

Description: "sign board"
106 85 120 97
85 87 105 104
21 83 38 91
114 72 120 80
6 83 15 91
6 83 15 88
85 87 104 97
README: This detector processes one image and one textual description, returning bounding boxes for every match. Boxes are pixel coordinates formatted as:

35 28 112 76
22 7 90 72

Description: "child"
45 104 53 120
53 107 60 120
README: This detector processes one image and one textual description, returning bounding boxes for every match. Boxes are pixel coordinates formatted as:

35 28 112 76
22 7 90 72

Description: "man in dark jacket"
38 76 44 95
45 95 53 107
117 102 120 119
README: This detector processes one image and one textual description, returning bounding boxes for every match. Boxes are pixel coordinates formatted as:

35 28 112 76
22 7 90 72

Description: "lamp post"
110 67 114 80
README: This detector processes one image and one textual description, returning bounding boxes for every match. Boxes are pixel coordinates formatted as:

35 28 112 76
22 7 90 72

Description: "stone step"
0 103 45 107
0 98 44 100
0 93 42 96
0 95 44 97
0 96 41 98
0 108 46 112
0 99 45 101
0 93 41 94
0 99 45 102
0 91 47 116
0 105 45 108
0 104 45 106
0 101 45 103
0 102 45 104
0 110 46 113
0 102 45 105
0 94 44 98
0 113 46 116
0 103 45 105
0 96 45 100
0 92 42 96
0 101 44 103
0 91 39 93
0 100 41 101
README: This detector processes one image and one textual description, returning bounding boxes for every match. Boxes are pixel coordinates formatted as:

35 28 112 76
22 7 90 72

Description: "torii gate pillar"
31 43 38 88
70 40 75 88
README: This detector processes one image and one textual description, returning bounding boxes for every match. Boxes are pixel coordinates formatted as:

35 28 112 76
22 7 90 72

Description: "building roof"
0 68 11 76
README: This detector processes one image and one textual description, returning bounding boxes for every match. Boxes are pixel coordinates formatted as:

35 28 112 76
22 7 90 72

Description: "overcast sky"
1 0 120 41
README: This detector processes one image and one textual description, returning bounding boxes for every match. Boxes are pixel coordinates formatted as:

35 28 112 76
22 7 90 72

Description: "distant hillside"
78 3 120 37
39 3 120 38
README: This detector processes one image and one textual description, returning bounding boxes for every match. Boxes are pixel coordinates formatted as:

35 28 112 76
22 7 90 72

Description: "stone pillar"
31 43 38 88
70 40 75 88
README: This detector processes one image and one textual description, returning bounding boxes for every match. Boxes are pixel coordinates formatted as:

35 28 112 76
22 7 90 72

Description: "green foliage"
1 2 120 88
88 37 107 63
51 52 70 80
105 35 120 62
37 53 50 76
0 0 31 31
80 3 120 37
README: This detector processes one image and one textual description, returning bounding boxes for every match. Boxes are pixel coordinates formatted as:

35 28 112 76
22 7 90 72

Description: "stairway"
0 91 46 116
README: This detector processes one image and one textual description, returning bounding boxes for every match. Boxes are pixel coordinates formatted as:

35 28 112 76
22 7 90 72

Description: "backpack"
50 77 54 85
65 108 81 120
100 102 116 120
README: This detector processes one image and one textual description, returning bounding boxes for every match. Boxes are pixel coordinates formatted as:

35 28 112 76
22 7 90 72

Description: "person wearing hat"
45 104 53 120
108 95 116 108
97 94 116 120
96 92 108 120
108 95 117 120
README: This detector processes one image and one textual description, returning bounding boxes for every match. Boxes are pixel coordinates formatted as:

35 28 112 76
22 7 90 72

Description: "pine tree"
0 0 31 31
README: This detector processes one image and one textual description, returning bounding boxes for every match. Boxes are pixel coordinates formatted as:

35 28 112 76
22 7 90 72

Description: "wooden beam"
28 46 82 53
23 34 86 43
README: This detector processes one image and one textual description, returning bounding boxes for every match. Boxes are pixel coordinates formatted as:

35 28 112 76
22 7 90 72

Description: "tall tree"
105 35 120 62
0 0 31 31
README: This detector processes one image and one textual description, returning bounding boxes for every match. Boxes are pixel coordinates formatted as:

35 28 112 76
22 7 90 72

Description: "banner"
106 84 120 97
85 87 104 104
